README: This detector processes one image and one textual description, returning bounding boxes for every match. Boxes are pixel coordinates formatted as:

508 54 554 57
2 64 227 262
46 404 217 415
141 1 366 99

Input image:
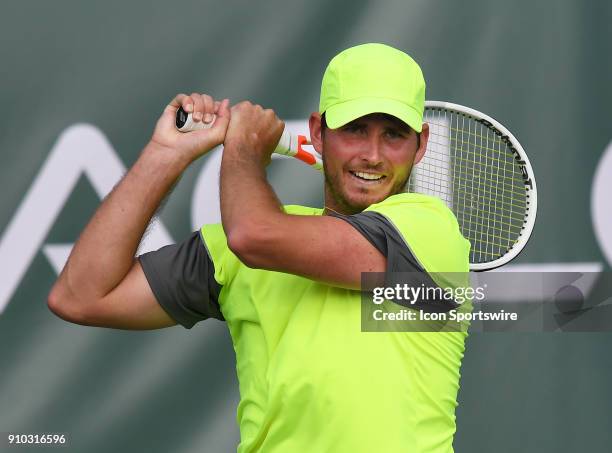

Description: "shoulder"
365 193 457 231
365 193 470 273
138 231 224 328
365 192 449 215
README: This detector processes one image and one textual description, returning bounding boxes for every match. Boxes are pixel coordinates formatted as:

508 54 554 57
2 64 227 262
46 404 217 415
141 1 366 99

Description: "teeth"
353 171 383 181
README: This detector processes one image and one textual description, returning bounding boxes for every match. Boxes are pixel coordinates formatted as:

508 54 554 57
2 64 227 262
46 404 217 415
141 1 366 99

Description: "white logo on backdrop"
0 125 173 313
592 140 612 266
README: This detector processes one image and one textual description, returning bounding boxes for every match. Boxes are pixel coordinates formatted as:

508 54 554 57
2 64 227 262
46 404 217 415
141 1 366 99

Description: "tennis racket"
176 102 537 271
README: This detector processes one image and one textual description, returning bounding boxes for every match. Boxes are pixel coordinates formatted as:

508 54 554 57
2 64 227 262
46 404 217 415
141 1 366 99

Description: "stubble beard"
323 159 412 215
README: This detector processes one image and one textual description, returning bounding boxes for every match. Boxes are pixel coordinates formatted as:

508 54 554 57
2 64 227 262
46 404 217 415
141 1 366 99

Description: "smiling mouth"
349 171 386 182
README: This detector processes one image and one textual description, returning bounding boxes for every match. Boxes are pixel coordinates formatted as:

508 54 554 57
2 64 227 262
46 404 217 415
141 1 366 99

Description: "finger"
190 93 204 122
209 101 221 126
265 108 280 125
164 93 187 115
202 94 214 123
199 99 230 144
213 99 231 127
176 93 194 113
232 100 252 112
169 93 186 108
218 99 230 117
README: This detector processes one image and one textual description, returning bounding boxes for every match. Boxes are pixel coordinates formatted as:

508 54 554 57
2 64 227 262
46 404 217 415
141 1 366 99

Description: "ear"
413 122 429 165
309 112 324 154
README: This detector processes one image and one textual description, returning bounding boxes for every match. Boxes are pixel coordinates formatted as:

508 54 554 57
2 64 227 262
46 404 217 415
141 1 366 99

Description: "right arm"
47 93 230 330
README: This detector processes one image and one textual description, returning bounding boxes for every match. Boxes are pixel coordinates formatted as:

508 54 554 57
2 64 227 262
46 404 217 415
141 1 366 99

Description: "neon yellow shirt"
200 193 471 453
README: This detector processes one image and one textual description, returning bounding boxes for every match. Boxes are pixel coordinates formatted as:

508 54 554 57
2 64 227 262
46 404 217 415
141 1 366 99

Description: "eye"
343 123 365 134
384 129 406 139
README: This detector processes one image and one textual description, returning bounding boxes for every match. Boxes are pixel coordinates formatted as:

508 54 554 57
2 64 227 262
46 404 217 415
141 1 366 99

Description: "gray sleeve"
138 231 224 328
330 211 459 312
330 211 424 273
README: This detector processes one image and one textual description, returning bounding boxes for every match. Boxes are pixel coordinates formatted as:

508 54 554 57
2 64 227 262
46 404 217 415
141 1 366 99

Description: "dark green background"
1 1 611 451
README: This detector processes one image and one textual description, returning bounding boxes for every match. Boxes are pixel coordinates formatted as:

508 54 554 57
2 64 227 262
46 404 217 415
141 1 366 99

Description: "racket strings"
429 135 518 168
417 157 527 201
423 145 526 189
408 108 529 264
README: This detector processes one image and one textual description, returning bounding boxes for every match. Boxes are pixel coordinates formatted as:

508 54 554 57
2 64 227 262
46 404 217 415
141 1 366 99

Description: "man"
48 43 470 452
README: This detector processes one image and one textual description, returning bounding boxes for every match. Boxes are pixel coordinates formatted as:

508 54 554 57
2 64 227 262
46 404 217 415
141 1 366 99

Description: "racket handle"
175 107 323 171
274 131 323 171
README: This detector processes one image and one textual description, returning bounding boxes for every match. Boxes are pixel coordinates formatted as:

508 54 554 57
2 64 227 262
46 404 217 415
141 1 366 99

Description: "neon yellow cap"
319 43 425 132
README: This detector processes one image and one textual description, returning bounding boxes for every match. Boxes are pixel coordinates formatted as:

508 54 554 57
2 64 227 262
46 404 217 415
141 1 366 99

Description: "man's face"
309 112 429 215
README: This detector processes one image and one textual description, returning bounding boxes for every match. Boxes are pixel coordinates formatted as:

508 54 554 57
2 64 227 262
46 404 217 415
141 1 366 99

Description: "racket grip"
274 132 323 171
175 106 214 131
175 107 323 171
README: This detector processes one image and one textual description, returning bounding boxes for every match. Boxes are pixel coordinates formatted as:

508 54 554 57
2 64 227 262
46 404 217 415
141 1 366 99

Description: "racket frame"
423 101 537 271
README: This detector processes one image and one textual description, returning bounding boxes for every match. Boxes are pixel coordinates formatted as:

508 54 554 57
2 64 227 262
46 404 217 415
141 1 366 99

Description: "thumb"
204 99 230 144
213 98 231 131
156 102 180 132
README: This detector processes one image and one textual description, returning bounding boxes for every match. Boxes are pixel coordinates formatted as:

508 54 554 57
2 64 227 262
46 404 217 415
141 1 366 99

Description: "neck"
323 205 345 216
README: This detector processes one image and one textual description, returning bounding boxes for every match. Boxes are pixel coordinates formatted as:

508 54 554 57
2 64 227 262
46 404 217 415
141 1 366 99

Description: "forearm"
220 142 284 240
55 142 189 301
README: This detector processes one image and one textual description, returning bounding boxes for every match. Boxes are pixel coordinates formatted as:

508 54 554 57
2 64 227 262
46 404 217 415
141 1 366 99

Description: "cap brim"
324 97 423 133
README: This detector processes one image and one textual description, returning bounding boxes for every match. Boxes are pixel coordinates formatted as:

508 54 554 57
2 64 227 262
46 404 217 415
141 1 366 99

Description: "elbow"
226 225 271 269
47 282 85 325
47 283 64 317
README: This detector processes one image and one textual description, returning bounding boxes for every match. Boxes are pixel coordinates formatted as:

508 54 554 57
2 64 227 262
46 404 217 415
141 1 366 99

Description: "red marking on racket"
294 135 316 165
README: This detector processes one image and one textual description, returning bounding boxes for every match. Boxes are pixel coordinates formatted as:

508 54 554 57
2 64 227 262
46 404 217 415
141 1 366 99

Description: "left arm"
220 102 385 289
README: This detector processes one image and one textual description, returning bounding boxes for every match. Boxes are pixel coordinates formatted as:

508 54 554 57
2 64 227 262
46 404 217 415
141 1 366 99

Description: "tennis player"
48 43 470 452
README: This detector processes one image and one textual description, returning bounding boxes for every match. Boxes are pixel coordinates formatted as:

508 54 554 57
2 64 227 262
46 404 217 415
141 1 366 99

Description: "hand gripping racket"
175 106 322 170
176 102 537 271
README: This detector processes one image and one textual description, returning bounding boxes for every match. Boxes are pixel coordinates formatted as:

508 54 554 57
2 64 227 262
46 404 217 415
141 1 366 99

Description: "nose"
360 135 384 166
